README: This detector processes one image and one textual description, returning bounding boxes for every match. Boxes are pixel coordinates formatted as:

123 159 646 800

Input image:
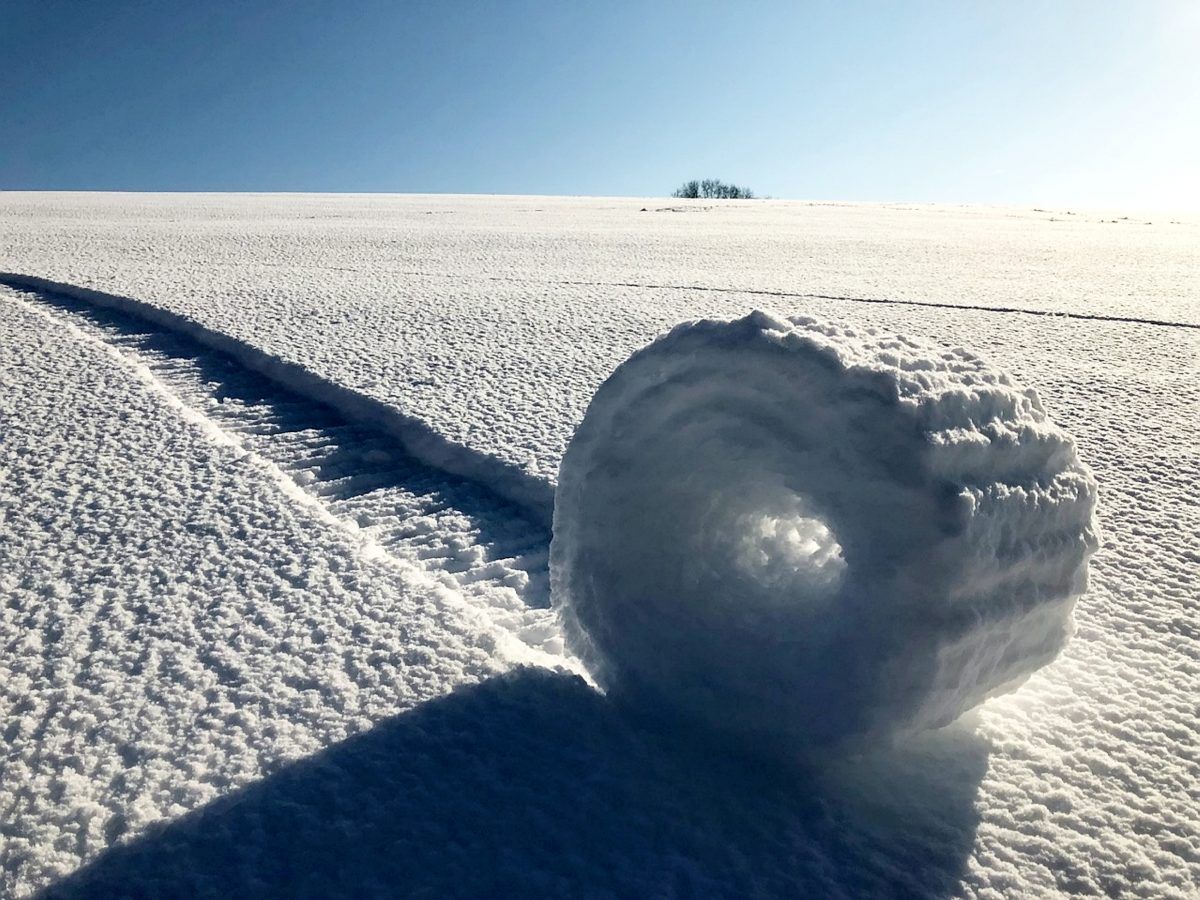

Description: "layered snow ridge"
551 311 1099 748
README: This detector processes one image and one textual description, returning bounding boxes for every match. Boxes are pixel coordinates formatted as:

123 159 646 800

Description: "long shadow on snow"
18 284 989 895
44 667 989 899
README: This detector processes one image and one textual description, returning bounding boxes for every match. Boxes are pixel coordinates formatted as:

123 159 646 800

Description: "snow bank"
551 311 1099 749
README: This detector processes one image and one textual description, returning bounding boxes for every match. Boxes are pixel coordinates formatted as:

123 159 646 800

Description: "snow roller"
550 311 1098 749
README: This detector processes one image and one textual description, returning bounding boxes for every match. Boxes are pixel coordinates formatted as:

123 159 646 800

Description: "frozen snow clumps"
550 311 1098 749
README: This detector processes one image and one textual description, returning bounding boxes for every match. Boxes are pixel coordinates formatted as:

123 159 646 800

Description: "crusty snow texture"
3 196 1195 896
552 311 1099 747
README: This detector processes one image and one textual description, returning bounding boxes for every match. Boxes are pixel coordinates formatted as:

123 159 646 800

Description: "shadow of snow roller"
551 311 1098 751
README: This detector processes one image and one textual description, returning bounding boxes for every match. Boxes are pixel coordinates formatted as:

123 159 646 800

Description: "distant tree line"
672 178 754 200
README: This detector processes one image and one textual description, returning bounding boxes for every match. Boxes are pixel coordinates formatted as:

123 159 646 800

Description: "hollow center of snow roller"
615 430 847 617
725 490 846 594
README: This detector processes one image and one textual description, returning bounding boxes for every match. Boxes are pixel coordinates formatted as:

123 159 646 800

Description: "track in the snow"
3 284 561 655
337 269 1200 331
0 273 558 523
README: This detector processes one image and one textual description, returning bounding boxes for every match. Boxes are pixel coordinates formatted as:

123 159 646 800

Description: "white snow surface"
1 194 1198 897
551 311 1098 749
0 290 514 894
1 193 1197 497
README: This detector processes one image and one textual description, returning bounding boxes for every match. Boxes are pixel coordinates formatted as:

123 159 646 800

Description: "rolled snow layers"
550 311 1098 750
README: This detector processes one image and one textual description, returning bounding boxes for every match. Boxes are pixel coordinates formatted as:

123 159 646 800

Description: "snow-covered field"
1 193 1197 897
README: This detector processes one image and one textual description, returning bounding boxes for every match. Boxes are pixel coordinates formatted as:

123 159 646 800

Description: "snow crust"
0 290 515 894
553 312 1099 747
1 193 1197 493
1 195 1197 897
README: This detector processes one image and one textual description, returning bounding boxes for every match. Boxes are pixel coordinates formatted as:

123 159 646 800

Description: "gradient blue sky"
2 1 1197 209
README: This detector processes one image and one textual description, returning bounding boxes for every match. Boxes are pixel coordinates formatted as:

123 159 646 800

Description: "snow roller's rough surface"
551 311 1099 748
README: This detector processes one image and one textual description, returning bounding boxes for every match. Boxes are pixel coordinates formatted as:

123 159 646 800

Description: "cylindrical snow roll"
550 311 1098 749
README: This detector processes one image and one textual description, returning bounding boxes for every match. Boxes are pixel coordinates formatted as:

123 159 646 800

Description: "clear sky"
2 1 1197 209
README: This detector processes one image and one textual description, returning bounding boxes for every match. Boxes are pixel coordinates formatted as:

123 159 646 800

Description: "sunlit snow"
1 194 1196 898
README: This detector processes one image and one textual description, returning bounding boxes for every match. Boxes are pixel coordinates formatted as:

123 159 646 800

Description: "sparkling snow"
1 194 1197 897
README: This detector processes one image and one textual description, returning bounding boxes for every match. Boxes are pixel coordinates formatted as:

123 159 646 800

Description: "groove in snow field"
0 272 557 525
551 310 1100 749
6 284 565 663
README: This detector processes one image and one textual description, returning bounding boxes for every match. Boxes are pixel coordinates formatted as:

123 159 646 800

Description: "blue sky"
2 1 1197 209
